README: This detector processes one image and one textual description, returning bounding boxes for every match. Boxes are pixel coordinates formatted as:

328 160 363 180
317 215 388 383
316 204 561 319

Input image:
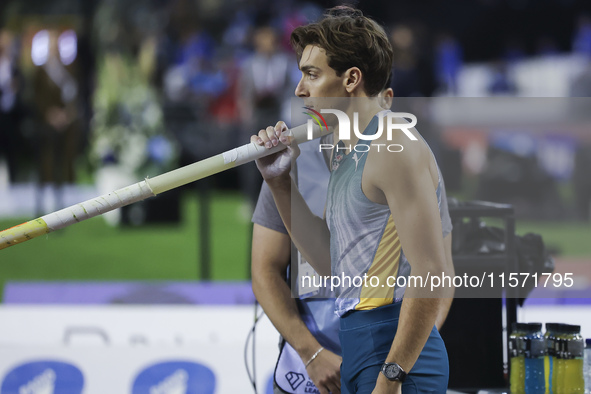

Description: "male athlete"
252 86 454 394
253 6 450 393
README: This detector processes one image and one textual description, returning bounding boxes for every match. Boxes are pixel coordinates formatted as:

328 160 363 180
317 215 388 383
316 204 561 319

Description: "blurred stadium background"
1 0 590 290
0 0 591 392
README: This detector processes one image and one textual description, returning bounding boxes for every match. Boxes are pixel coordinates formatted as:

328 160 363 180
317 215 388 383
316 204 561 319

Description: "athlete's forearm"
386 295 442 372
267 176 332 277
435 297 453 331
436 234 455 330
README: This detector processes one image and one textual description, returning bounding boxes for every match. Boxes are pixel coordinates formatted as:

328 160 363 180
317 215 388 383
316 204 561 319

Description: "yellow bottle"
562 325 584 394
511 323 527 394
545 323 560 394
554 325 566 394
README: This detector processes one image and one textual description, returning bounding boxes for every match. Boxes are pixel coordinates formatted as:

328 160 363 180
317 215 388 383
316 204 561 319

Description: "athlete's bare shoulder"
368 115 430 172
362 118 436 204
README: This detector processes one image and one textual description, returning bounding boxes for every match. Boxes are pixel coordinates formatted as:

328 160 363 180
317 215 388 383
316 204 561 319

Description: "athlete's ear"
378 87 394 109
343 67 363 94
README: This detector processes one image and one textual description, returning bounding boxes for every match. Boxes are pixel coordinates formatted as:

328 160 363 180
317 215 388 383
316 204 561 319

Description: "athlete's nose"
295 77 308 97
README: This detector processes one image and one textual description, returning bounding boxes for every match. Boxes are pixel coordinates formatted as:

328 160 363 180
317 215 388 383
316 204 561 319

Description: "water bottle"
511 322 527 394
584 339 591 394
555 324 569 394
525 323 546 394
546 323 560 394
562 325 584 393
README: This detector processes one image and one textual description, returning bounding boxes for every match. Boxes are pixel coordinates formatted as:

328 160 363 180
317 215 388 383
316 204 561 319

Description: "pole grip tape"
0 218 50 250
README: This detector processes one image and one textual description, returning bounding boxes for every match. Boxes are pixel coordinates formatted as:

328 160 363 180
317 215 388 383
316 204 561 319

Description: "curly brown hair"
290 5 393 97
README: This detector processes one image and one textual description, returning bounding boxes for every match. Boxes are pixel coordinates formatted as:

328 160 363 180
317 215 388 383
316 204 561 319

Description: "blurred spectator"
390 25 422 97
573 145 591 221
162 10 227 105
435 33 462 95
32 28 80 213
237 24 292 208
76 24 96 159
222 10 254 61
488 61 517 95
573 15 591 58
159 7 234 178
0 29 23 183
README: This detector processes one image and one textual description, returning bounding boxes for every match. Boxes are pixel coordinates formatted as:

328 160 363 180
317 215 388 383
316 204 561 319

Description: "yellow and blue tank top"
326 113 444 317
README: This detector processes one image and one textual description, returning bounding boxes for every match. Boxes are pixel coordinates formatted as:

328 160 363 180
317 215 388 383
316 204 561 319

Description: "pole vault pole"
0 123 326 251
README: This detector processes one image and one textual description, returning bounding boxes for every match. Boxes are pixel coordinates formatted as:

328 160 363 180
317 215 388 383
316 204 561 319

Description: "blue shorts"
339 302 449 393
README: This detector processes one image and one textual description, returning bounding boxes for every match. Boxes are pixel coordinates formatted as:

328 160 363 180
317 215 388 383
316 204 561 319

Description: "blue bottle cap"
586 338 591 347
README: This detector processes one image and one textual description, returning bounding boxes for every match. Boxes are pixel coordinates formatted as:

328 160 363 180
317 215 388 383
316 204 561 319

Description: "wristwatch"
380 362 407 382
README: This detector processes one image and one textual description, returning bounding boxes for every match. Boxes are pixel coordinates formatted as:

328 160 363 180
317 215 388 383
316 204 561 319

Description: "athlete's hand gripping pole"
0 123 327 251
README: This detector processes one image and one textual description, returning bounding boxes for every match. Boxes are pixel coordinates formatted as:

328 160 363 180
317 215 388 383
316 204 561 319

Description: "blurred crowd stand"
0 0 590 223
32 28 81 215
0 29 24 186
237 24 294 208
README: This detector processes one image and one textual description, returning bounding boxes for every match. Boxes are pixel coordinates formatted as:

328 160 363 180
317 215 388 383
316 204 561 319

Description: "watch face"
383 363 400 378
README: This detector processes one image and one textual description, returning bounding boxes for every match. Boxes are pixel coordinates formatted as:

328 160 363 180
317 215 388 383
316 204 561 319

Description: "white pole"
0 123 328 251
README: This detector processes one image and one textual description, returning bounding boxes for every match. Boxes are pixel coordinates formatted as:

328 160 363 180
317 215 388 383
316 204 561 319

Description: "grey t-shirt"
252 134 333 235
252 180 288 234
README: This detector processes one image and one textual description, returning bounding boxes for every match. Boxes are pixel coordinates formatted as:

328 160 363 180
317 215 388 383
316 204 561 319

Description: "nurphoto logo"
304 107 418 153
